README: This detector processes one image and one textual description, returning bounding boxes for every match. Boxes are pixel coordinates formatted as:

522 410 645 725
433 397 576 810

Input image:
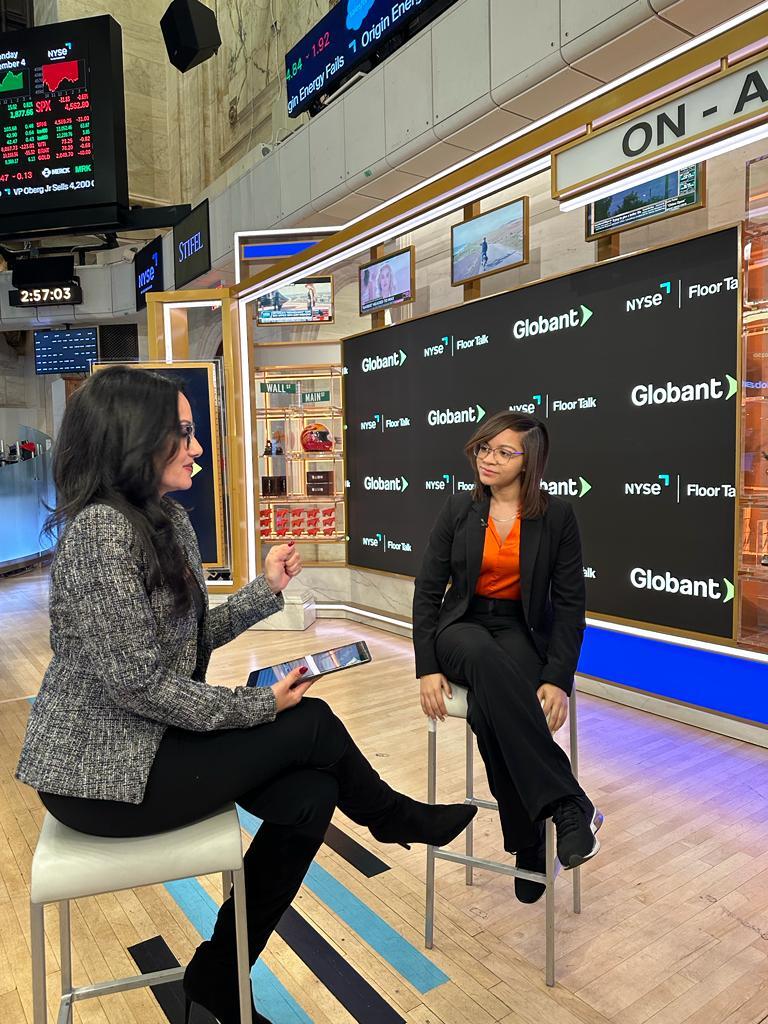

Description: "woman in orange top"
413 410 603 902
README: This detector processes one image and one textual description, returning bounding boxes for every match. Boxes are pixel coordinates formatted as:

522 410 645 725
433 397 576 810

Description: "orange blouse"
475 516 522 600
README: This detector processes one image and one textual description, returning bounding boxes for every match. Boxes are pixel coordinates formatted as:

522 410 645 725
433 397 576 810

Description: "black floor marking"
324 823 391 877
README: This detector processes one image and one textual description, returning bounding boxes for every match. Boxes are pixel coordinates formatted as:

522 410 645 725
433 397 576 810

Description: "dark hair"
45 365 194 614
464 410 550 518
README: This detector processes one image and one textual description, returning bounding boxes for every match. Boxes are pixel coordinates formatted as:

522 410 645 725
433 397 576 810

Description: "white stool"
425 685 582 987
30 803 252 1024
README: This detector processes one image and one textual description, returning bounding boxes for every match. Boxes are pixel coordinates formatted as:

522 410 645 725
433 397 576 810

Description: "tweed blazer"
15 499 283 804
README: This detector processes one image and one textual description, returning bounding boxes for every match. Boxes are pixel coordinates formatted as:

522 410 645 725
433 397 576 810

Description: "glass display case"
254 364 345 563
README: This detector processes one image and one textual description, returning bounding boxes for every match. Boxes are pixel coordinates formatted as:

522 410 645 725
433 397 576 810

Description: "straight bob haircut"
463 410 550 518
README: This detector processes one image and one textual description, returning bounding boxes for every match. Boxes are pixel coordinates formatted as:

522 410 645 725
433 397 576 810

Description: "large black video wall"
343 228 739 639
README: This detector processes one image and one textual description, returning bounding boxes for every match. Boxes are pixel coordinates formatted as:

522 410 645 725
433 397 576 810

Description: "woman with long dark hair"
413 410 602 903
16 366 475 1024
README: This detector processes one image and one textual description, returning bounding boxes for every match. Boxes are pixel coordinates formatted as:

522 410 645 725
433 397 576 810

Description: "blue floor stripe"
165 878 312 1024
236 806 449 995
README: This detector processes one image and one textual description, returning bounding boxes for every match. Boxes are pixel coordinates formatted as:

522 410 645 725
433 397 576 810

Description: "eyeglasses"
180 421 196 448
473 442 524 465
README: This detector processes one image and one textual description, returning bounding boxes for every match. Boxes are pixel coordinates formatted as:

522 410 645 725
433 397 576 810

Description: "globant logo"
541 477 592 497
427 404 485 426
631 374 737 406
362 349 407 373
363 475 408 492
513 305 593 340
630 568 734 603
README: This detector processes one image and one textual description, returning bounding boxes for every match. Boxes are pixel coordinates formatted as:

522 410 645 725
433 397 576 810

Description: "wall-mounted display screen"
451 197 528 286
134 235 164 311
34 327 97 374
344 227 739 641
359 247 415 315
257 277 334 324
586 164 705 239
173 199 211 288
0 16 128 235
285 0 459 118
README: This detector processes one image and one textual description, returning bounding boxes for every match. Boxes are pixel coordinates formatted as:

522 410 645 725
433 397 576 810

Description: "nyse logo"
424 337 450 358
362 533 383 547
631 568 734 603
541 477 592 497
626 280 671 313
425 474 452 491
362 349 407 373
510 395 542 415
513 305 593 339
631 374 737 406
47 45 71 59
625 474 670 496
427 404 485 426
360 415 380 430
363 475 409 492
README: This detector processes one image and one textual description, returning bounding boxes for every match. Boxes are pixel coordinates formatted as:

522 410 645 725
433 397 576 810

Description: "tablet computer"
247 640 371 687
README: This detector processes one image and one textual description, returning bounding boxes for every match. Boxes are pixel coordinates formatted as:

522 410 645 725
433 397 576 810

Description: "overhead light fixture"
559 119 768 213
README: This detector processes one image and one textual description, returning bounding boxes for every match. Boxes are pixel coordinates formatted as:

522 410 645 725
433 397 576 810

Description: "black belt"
468 596 524 615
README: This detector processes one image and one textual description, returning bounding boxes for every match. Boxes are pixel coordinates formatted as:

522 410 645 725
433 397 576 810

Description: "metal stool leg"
545 819 556 987
222 870 234 897
59 900 73 1023
465 723 474 886
30 901 47 1024
425 719 437 949
232 867 251 1024
568 688 582 914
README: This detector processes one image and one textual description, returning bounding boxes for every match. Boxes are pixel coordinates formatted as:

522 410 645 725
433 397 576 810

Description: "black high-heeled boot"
368 795 477 849
183 941 272 1024
330 735 477 847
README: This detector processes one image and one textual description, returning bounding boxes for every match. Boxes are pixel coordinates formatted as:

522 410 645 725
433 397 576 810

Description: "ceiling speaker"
161 0 221 74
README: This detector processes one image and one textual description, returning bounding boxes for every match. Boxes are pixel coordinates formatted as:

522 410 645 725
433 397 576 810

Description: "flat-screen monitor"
343 227 738 642
451 197 528 286
359 247 415 315
257 277 334 325
0 16 128 235
134 236 164 311
173 200 211 288
586 164 705 239
34 327 98 374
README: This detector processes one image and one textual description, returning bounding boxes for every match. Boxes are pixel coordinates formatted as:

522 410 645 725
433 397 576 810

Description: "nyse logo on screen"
630 568 735 603
541 477 592 498
510 395 543 415
427 404 485 427
424 336 450 358
512 305 593 340
362 349 407 373
625 474 671 496
626 280 672 313
631 374 738 406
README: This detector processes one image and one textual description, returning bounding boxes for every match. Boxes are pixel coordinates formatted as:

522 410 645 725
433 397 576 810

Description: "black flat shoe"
514 826 546 904
369 796 477 849
183 943 272 1024
552 798 604 870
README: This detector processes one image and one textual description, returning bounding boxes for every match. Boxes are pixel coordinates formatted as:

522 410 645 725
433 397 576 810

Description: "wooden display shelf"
259 495 344 504
258 534 345 543
254 407 343 418
261 451 342 461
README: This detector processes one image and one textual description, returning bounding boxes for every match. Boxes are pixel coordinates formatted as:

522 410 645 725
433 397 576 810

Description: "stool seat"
443 684 469 719
31 805 244 904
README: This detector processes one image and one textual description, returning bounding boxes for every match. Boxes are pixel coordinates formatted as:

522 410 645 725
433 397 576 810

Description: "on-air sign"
553 52 768 198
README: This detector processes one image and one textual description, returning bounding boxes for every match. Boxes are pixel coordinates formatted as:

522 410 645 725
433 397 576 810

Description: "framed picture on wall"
359 246 416 315
256 277 335 325
451 196 529 287
585 164 706 240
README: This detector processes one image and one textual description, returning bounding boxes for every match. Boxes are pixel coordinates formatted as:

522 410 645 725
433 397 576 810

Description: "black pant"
39 698 395 969
435 604 586 851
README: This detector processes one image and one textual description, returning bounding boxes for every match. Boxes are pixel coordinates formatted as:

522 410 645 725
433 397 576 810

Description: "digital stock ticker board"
344 228 739 640
0 16 128 234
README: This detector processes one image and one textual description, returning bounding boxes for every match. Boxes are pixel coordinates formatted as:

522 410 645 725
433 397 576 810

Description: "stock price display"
0 16 127 232
286 0 456 117
344 228 739 640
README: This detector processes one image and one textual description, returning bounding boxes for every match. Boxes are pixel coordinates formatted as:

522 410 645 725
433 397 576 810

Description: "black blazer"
412 492 586 694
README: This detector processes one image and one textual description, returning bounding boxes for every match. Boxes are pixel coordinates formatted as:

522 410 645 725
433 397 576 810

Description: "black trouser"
435 600 586 852
39 698 395 970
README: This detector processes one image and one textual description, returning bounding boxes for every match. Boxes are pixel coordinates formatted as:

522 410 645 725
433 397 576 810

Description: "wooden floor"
1 568 768 1023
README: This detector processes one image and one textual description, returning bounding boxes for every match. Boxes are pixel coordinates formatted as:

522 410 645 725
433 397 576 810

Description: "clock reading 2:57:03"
8 282 84 306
